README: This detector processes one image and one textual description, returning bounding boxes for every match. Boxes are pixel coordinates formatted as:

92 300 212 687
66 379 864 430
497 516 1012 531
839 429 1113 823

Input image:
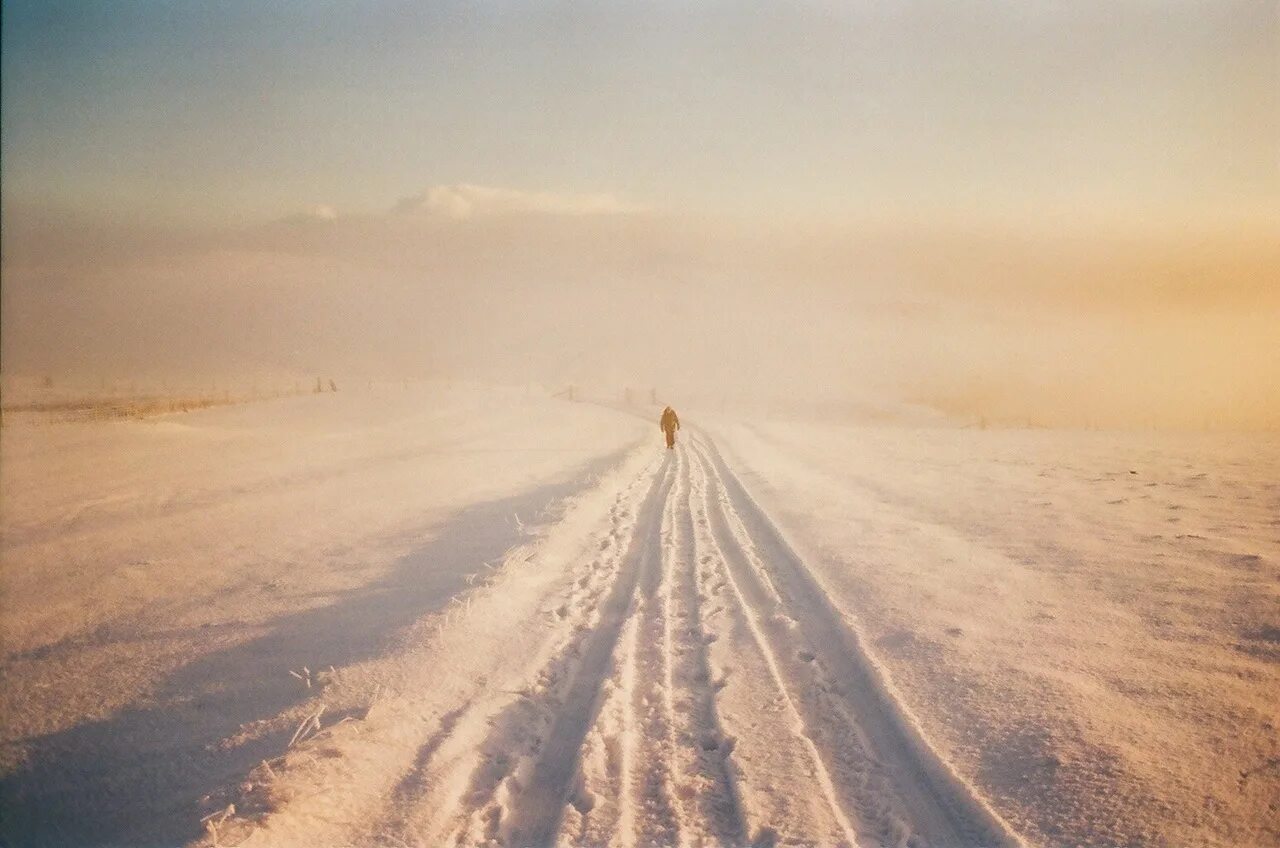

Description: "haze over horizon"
3 1 1277 428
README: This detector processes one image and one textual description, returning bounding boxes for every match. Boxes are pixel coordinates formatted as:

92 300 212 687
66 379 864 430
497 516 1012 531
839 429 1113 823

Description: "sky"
4 1 1275 228
2 1 1278 427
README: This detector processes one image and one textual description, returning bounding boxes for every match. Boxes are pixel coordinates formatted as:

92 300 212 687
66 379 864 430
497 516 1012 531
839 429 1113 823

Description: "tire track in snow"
690 433 1023 848
498 453 679 846
603 445 747 847
688 441 865 847
659 446 748 845
559 445 745 848
612 446 684 847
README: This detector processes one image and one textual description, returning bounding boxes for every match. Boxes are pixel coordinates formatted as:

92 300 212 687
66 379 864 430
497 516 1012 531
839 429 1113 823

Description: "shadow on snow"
0 445 635 848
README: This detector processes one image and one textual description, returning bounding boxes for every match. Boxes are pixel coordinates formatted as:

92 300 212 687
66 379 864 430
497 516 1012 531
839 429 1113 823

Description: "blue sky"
3 1 1275 229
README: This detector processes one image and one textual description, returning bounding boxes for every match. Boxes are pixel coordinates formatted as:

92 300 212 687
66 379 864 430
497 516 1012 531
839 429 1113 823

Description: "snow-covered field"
1 387 1276 847
0 385 645 845
710 420 1280 848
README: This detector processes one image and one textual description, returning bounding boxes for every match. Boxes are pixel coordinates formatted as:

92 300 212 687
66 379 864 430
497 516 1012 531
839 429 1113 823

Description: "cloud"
391 183 643 219
5 193 1276 429
266 204 341 229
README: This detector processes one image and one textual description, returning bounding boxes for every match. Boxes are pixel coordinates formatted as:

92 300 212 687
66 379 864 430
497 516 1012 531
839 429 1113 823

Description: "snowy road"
3 390 1274 847
209 432 1018 848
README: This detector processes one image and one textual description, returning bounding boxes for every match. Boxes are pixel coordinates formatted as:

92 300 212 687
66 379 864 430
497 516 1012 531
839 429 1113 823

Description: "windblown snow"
1 386 1276 847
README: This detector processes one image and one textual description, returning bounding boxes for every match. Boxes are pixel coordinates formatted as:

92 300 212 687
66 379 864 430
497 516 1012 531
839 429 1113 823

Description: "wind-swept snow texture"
3 389 1275 847
710 420 1280 848
0 384 646 846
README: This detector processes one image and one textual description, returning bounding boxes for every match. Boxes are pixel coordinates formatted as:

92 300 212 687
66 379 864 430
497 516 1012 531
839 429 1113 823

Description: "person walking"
660 405 680 449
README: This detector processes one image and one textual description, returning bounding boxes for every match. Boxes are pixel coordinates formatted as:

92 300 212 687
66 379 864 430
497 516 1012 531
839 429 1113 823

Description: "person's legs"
665 428 675 448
